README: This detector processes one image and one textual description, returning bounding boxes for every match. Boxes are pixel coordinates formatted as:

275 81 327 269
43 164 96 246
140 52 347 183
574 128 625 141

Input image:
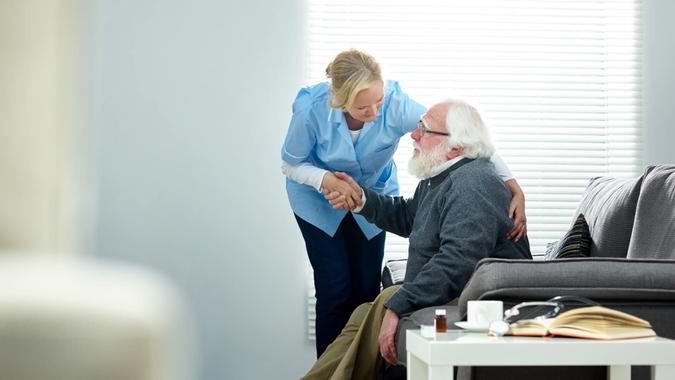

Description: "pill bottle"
435 309 447 333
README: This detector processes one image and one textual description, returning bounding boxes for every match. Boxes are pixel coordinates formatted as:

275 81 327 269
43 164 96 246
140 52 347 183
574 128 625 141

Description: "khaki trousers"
301 285 401 380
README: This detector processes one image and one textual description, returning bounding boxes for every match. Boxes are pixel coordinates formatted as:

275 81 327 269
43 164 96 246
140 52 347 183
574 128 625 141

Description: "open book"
506 306 656 340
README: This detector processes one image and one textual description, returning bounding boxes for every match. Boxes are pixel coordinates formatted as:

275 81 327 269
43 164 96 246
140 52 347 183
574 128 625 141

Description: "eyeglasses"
418 120 450 137
488 295 600 336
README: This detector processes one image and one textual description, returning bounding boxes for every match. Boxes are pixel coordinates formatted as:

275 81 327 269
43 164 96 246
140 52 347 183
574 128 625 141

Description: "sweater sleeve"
384 172 509 316
357 186 420 238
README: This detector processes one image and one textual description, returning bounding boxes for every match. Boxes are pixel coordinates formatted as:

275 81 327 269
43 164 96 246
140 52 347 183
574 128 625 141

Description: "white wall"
86 1 314 379
643 0 675 164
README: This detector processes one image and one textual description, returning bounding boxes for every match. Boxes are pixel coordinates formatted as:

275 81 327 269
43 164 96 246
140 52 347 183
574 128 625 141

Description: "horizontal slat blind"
305 0 642 339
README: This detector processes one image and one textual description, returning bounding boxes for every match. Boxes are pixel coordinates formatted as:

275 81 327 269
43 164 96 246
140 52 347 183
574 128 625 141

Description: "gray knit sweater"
359 158 532 316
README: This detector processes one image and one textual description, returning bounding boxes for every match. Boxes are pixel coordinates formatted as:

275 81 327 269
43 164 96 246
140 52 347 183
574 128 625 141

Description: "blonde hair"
325 49 382 110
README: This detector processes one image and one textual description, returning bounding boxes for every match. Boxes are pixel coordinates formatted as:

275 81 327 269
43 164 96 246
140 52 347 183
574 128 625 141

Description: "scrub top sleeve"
387 83 426 135
400 94 426 134
490 153 515 181
281 89 316 165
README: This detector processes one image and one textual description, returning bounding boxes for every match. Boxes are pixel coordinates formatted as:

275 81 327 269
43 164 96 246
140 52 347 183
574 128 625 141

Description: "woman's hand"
505 179 527 241
321 172 362 210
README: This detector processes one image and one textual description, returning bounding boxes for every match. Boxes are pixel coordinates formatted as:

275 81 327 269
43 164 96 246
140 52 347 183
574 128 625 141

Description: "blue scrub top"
281 80 426 239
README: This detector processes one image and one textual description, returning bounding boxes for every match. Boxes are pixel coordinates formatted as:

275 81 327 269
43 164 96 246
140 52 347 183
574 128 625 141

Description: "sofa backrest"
574 175 644 258
627 165 675 259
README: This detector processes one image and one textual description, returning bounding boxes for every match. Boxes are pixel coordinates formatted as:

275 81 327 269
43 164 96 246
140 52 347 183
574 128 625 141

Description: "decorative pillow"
575 175 644 257
628 165 675 259
544 214 592 260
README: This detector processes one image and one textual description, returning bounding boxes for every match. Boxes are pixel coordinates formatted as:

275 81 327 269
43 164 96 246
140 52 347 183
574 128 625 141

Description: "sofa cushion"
574 175 644 257
544 214 591 260
543 241 560 259
628 165 675 259
382 259 407 289
459 257 675 316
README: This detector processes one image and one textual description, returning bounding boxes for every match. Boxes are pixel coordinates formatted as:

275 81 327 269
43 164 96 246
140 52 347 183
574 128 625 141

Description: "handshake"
321 172 364 211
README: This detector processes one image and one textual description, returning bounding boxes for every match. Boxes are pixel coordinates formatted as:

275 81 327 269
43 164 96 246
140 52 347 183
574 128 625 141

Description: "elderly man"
301 99 532 380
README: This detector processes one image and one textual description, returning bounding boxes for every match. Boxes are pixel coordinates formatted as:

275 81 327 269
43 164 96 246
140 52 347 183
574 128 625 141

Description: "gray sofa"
383 164 675 380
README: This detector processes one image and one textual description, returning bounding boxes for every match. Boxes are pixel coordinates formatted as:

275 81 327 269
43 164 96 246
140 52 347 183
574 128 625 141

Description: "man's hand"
504 179 527 241
321 172 363 210
378 309 400 366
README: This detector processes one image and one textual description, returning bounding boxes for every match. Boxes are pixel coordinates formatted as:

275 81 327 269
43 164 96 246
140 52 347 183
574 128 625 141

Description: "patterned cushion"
544 214 592 260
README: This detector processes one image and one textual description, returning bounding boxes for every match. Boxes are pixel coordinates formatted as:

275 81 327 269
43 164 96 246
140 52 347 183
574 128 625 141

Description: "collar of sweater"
426 157 474 188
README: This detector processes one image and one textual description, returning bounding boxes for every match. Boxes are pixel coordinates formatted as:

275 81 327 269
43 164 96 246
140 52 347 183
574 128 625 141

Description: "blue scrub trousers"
295 213 386 357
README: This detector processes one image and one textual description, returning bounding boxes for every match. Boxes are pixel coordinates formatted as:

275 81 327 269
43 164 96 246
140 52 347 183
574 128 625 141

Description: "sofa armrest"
395 305 461 367
458 257 675 317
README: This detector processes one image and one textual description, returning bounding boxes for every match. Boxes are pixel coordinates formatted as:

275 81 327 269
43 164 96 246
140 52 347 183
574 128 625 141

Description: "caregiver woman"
281 49 526 356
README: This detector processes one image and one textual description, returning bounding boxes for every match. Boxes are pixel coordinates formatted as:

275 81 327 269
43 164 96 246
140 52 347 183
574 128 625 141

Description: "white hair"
442 99 495 159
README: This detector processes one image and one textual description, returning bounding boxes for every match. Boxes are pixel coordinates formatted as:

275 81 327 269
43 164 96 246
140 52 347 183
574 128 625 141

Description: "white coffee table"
406 329 675 380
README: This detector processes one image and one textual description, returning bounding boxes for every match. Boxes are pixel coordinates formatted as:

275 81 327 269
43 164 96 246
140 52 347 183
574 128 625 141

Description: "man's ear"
446 147 464 160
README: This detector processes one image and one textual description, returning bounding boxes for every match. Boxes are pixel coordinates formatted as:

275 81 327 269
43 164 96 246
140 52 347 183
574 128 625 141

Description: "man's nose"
411 128 421 141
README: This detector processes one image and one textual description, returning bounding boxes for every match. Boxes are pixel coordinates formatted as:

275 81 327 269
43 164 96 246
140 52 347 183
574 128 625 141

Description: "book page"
508 318 552 336
550 306 651 329
549 325 656 340
507 306 655 339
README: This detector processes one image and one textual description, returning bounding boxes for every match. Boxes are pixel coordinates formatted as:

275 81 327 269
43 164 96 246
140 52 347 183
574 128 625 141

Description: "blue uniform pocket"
373 161 394 190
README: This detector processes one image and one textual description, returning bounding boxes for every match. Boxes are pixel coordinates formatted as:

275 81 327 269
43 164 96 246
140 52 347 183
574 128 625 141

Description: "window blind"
305 0 642 340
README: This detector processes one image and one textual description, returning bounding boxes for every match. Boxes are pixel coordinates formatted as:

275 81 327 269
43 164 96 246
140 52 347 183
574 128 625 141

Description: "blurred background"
0 0 673 379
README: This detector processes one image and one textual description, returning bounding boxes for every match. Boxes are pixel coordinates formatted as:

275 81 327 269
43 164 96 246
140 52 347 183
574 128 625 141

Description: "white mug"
467 300 503 328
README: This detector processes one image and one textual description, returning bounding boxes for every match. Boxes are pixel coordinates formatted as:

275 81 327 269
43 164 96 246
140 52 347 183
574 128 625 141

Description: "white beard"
408 142 450 179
